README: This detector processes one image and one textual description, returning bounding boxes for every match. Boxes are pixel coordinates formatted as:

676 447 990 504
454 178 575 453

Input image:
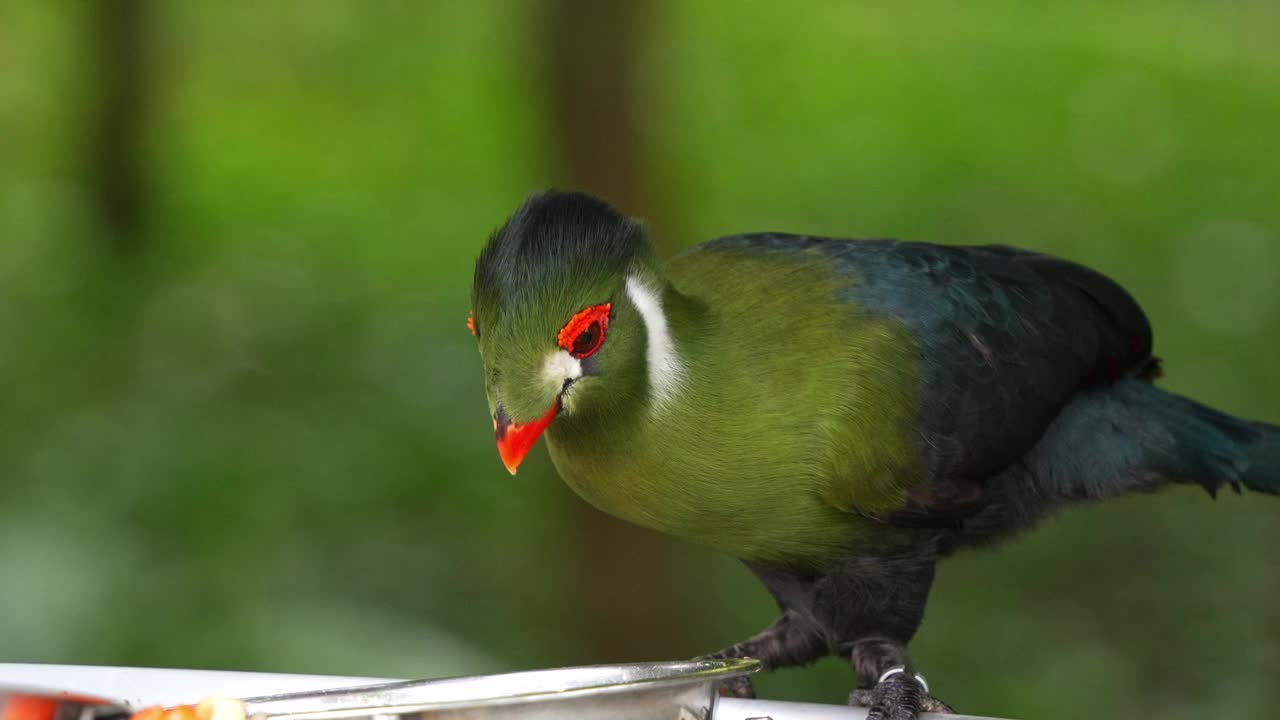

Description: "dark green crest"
471 190 646 331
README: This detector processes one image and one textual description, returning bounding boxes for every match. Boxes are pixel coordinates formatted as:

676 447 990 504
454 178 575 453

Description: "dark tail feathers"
1124 382 1280 498
1238 421 1280 495
937 381 1277 554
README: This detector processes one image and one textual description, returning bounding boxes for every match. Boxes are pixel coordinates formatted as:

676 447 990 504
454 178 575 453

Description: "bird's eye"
557 302 611 359
571 321 603 357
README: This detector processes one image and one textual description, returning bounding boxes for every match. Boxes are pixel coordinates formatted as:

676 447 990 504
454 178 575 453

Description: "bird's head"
469 191 660 474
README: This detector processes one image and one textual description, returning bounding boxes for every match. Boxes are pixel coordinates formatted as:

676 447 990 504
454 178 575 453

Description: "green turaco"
467 190 1280 719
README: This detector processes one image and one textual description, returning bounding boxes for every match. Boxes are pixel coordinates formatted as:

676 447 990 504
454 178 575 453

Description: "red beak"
494 401 559 475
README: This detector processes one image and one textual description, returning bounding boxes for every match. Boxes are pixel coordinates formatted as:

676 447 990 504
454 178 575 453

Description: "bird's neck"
543 270 719 535
554 268 709 442
629 272 706 410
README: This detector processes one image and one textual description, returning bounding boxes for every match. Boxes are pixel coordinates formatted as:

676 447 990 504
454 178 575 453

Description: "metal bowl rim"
243 659 759 719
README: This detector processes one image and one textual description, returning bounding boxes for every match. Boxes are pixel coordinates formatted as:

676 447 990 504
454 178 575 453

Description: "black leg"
703 609 829 669
846 637 955 717
698 610 828 697
812 544 954 718
701 546 955 715
697 562 829 698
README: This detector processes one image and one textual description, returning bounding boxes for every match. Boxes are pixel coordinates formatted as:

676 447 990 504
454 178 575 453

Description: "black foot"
715 674 756 699
695 610 826 701
848 669 954 719
696 647 757 699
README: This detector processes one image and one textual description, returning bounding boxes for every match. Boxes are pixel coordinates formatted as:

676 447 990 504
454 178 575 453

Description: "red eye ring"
557 303 611 359
467 311 477 337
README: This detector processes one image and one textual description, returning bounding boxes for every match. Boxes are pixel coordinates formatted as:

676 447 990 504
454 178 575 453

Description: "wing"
699 234 1156 517
850 240 1156 482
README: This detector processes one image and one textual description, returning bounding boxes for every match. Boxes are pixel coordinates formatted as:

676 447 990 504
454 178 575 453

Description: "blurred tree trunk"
88 0 150 258
538 0 686 662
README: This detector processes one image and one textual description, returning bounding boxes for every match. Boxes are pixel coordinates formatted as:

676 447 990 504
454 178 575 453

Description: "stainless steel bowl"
241 660 759 720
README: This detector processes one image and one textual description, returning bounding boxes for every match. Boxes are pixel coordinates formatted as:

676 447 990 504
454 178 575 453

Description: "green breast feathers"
545 244 923 566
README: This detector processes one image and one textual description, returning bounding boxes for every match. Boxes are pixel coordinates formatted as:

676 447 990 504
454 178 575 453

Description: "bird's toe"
716 674 756 699
848 668 953 719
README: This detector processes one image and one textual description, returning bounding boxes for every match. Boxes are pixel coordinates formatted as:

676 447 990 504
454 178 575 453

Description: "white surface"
715 697 1010 720
0 665 1013 719
0 664 399 710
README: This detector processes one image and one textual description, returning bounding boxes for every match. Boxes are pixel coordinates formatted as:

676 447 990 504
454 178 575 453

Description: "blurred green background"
3 2 1279 718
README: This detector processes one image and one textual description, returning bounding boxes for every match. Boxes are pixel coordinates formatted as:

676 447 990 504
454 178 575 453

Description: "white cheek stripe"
625 274 685 408
543 349 583 385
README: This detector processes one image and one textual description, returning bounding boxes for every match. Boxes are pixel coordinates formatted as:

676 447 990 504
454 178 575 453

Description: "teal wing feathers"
697 235 1157 512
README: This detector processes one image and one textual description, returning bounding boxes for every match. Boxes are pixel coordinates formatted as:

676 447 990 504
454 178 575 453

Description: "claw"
849 669 954 719
716 675 756 699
